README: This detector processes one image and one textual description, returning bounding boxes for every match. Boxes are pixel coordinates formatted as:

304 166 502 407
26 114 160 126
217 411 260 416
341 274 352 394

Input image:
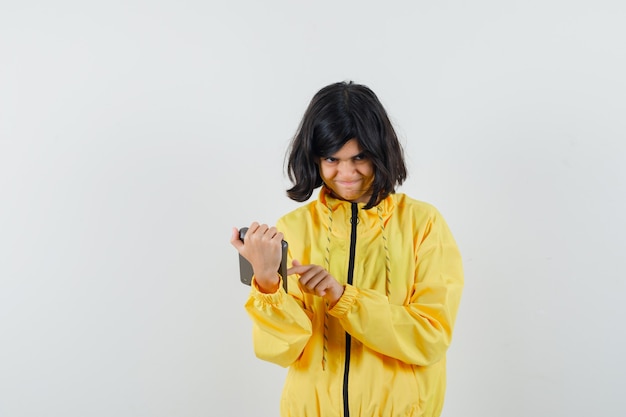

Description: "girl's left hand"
288 260 344 307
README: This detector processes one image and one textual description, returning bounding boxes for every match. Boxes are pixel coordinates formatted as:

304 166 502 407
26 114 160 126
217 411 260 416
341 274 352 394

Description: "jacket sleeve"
244 277 313 368
327 211 464 366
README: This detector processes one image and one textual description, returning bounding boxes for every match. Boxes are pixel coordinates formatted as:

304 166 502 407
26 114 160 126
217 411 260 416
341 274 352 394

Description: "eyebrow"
328 151 366 160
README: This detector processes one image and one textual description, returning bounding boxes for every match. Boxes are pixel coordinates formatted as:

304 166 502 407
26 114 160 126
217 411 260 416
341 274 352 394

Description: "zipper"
342 202 358 417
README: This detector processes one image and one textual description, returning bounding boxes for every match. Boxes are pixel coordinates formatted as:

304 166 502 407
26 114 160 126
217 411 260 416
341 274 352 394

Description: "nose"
338 160 356 175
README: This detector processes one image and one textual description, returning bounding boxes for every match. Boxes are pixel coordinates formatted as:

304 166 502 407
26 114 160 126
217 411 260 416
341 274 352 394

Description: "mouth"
336 179 360 186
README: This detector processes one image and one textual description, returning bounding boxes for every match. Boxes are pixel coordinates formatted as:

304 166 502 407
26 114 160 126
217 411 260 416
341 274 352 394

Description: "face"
318 138 374 204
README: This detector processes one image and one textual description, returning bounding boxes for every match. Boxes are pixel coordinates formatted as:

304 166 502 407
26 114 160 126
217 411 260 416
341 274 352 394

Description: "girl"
231 81 464 417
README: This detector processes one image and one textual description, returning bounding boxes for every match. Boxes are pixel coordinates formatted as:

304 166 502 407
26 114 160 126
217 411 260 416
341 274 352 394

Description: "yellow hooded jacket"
245 187 464 417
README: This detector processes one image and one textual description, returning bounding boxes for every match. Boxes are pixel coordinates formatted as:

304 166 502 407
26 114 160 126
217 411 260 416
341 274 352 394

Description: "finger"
292 264 319 281
299 268 326 290
247 222 267 241
230 227 244 250
262 226 279 243
248 221 260 234
287 259 302 276
316 286 327 297
288 259 315 273
272 230 284 243
288 265 309 276
255 223 269 236
245 223 266 243
314 279 334 297
302 277 329 297
313 275 339 297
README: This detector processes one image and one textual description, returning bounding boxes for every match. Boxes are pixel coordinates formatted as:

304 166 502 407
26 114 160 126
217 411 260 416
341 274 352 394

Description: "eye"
353 153 367 161
323 157 338 163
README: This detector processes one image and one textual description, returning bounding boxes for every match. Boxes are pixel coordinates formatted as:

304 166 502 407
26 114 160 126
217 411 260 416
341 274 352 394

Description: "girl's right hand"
230 222 284 293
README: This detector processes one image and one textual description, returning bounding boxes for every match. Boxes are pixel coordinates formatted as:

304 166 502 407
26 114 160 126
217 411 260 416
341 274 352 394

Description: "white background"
1 1 625 416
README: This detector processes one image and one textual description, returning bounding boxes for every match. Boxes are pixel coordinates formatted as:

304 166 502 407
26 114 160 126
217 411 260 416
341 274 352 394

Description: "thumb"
292 259 301 267
230 227 244 250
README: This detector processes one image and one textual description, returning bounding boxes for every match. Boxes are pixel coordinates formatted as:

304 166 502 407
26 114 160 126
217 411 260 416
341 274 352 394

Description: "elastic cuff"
250 275 284 306
328 284 358 317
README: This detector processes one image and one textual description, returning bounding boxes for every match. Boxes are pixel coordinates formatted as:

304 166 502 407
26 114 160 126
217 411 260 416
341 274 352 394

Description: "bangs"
311 109 356 157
